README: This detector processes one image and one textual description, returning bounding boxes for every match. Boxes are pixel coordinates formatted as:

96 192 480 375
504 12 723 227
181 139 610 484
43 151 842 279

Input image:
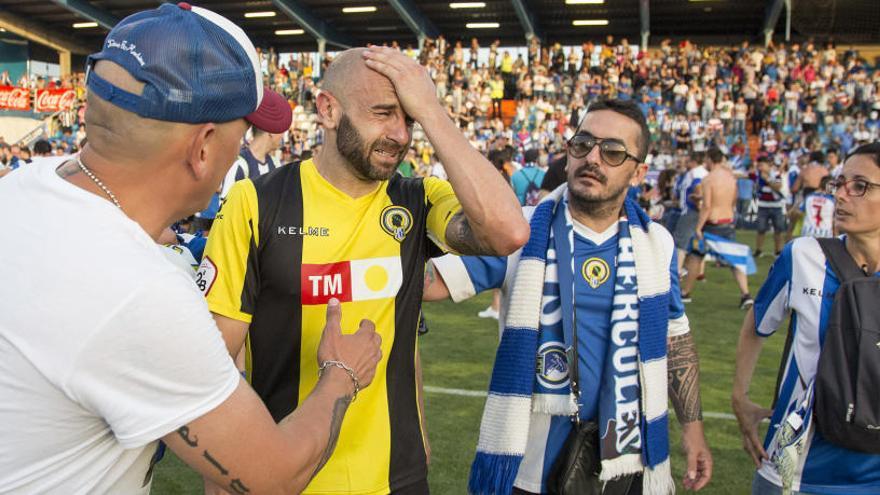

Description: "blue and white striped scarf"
468 186 675 495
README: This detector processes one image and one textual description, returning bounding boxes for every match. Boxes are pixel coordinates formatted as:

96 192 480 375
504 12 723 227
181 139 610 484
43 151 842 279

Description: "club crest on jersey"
380 205 413 242
582 257 610 289
536 341 570 389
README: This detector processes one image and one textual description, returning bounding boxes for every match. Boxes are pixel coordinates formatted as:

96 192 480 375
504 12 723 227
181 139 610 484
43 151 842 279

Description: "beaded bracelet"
318 360 360 402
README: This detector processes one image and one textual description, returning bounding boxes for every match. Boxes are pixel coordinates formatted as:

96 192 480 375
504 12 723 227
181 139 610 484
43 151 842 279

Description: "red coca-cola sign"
0 86 31 111
35 88 77 113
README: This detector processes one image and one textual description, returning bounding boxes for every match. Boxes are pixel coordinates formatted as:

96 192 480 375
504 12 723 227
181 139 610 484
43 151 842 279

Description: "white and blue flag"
696 233 757 275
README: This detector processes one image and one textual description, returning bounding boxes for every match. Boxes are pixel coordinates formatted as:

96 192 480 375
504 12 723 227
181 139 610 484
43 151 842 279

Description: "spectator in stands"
6 144 21 170
33 139 52 158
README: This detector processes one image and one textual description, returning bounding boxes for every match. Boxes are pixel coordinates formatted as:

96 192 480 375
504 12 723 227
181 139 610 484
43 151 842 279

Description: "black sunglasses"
828 177 880 198
566 133 641 167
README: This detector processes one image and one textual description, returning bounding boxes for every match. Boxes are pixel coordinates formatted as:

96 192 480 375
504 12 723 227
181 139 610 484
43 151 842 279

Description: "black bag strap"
818 237 867 283
568 281 582 423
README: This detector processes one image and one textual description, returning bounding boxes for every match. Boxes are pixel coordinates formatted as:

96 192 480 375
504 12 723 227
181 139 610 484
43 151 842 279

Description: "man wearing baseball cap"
0 4 381 494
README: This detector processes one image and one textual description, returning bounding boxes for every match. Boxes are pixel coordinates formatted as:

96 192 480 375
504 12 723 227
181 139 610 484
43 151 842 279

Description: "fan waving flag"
697 233 758 275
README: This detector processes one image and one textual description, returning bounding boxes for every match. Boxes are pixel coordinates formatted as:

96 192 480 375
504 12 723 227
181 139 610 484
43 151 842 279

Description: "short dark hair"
707 147 725 164
252 127 268 139
846 142 880 167
584 98 650 162
33 139 51 155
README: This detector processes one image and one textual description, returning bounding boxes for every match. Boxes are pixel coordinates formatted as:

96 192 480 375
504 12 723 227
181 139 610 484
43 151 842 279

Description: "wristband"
318 360 360 402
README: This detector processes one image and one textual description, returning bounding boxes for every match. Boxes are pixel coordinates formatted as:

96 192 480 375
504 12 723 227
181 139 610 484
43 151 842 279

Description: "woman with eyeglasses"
732 141 880 495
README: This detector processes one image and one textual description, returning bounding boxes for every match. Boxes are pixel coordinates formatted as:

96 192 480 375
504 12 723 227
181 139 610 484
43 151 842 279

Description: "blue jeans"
752 473 810 495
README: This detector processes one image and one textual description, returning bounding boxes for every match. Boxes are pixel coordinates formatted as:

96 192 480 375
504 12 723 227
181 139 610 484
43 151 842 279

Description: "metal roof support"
0 10 93 55
49 0 120 30
639 0 650 52
272 0 355 49
386 0 440 40
784 0 792 42
762 0 784 47
510 0 541 43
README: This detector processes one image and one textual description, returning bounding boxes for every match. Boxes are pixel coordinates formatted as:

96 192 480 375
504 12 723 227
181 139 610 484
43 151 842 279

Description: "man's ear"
316 90 340 130
186 123 216 181
631 162 649 186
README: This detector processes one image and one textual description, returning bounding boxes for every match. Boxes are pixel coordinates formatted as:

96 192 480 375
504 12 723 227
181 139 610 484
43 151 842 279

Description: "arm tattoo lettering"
229 479 250 494
667 333 704 424
445 211 494 256
175 426 250 493
310 395 352 480
203 450 229 476
177 426 198 447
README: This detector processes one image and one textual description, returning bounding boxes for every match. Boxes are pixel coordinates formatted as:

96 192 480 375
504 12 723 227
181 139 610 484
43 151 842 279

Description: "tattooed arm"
165 303 382 495
667 332 713 491
422 260 451 301
165 371 354 495
667 332 703 423
444 211 498 256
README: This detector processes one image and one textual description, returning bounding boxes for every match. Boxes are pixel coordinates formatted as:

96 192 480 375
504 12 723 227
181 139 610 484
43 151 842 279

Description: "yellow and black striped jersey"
198 159 460 494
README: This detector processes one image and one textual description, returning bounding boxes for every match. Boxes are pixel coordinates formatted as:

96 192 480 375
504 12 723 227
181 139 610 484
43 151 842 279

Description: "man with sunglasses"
425 98 712 494
733 142 880 495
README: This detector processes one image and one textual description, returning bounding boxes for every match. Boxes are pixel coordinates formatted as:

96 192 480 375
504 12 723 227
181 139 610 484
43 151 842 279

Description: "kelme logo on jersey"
582 257 610 289
380 205 413 242
301 256 403 305
536 341 570 389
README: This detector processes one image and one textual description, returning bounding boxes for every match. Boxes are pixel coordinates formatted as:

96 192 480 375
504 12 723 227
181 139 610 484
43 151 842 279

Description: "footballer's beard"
336 114 407 181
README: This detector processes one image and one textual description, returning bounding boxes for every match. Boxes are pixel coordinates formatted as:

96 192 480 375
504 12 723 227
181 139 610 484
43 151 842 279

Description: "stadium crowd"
5 35 879 204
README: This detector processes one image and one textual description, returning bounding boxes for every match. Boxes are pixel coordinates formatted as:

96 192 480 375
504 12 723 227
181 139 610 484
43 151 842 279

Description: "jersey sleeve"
424 176 462 252
432 253 508 303
220 157 246 199
753 242 794 337
198 180 260 323
65 271 241 449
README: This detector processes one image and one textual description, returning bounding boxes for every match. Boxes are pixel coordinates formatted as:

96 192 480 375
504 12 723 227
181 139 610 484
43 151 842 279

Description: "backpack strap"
818 237 866 283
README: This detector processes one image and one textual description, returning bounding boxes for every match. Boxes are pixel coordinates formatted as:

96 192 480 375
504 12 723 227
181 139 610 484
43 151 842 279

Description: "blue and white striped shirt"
754 236 880 494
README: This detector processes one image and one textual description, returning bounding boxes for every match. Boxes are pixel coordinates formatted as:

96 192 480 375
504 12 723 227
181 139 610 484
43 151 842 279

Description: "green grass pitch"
153 230 784 494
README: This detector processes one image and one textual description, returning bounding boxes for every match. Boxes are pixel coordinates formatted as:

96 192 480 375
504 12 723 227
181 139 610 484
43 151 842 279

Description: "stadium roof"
2 0 879 55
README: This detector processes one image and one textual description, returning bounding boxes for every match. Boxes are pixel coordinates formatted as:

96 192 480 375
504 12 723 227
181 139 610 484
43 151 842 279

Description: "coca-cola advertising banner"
35 88 77 113
0 86 31 111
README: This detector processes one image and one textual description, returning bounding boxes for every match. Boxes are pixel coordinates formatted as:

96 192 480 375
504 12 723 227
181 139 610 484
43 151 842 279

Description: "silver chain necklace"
76 156 122 210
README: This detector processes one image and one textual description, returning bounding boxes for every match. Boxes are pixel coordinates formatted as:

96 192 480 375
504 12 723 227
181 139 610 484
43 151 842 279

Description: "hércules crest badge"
380 205 413 242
